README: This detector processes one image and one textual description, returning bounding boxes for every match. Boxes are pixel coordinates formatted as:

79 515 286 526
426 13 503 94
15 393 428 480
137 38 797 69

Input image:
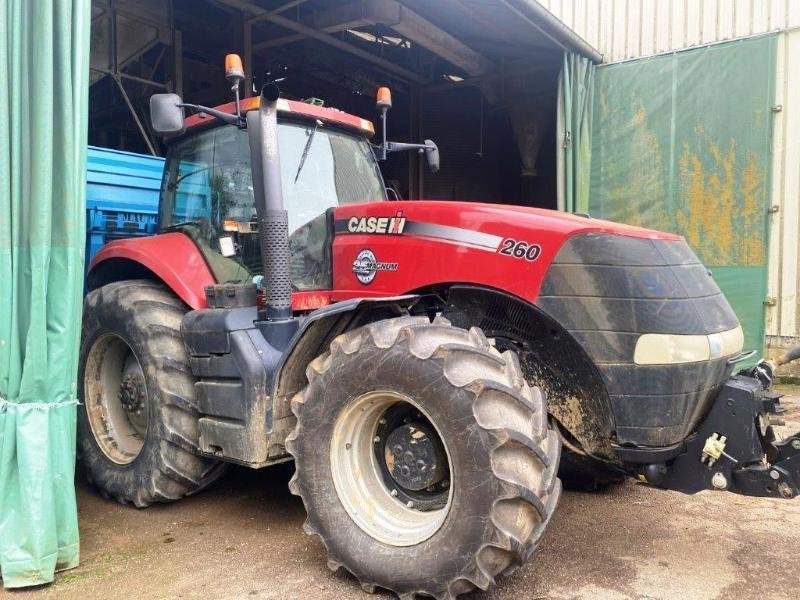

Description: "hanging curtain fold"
0 0 90 588
556 51 595 213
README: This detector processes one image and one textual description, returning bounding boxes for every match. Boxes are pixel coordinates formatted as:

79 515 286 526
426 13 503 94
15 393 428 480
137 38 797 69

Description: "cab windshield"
159 120 386 289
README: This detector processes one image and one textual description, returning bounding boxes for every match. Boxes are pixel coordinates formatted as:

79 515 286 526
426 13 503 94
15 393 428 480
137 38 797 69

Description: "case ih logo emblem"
352 249 398 285
347 215 406 235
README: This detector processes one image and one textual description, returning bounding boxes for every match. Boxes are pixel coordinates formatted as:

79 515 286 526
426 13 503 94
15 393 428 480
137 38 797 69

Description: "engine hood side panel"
330 201 680 304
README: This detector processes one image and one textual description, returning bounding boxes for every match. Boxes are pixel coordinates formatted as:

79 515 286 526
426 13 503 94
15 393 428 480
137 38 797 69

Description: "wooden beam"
368 0 491 76
213 0 424 83
253 0 492 77
246 0 310 24
254 1 372 51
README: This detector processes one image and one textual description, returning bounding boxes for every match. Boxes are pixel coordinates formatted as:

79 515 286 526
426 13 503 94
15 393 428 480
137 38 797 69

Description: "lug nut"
373 436 381 443
406 501 414 508
792 439 800 451
770 470 781 480
390 489 398 497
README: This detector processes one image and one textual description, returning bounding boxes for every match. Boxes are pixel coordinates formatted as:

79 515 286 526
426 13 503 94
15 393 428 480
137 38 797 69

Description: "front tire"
78 280 225 507
287 316 562 599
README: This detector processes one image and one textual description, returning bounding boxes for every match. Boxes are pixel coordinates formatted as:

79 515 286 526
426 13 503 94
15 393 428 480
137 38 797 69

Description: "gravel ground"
7 394 800 600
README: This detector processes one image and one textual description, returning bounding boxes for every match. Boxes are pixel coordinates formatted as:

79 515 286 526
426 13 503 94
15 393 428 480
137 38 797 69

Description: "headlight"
634 326 744 365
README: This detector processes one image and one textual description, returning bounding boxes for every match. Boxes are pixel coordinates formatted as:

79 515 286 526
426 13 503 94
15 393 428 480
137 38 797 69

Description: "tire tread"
288 316 562 599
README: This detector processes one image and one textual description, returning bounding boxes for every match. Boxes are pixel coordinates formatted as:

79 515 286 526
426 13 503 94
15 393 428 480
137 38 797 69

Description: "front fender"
88 232 215 309
271 295 419 404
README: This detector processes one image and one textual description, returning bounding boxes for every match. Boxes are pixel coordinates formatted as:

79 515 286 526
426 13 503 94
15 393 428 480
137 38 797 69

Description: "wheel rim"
84 333 149 465
330 391 453 546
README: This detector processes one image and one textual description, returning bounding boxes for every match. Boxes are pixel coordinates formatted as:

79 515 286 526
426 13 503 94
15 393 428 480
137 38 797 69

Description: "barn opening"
88 0 599 210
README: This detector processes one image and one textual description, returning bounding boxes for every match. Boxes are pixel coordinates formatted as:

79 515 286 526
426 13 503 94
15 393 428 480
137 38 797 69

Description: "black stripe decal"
334 218 503 252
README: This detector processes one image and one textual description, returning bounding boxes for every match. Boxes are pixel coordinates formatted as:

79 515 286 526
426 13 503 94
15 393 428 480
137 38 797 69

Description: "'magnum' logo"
352 249 398 285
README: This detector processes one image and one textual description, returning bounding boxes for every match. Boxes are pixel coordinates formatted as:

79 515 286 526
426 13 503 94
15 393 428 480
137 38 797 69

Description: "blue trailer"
85 146 164 269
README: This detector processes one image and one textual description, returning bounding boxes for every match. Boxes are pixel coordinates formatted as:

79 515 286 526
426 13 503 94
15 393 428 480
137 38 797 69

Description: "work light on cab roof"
224 53 245 119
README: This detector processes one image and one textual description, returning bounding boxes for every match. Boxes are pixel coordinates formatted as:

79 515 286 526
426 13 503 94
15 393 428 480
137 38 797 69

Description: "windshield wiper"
162 220 200 232
168 166 211 190
294 119 323 182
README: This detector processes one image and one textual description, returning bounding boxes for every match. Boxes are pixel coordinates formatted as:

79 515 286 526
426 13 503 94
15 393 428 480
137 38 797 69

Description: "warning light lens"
225 53 245 82
376 86 392 110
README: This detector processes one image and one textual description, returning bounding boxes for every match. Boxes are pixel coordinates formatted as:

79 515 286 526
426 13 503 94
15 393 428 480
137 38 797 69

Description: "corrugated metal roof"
397 0 602 61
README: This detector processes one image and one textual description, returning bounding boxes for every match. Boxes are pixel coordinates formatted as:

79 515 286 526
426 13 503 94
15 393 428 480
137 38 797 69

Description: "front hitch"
647 375 800 499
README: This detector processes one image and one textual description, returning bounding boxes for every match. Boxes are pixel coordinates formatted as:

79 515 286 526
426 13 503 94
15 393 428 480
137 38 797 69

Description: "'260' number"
499 238 542 261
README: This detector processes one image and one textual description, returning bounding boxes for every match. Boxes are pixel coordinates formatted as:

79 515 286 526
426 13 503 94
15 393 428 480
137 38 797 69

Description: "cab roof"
184 96 375 136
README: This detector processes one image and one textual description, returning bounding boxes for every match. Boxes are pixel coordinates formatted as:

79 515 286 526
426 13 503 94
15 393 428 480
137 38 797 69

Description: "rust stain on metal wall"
675 128 765 267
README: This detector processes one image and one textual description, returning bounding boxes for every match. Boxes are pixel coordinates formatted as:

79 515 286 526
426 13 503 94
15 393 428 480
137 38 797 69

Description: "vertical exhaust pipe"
247 84 293 323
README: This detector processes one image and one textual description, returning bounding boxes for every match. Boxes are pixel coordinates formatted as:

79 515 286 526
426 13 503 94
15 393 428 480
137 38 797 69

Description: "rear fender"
87 233 215 309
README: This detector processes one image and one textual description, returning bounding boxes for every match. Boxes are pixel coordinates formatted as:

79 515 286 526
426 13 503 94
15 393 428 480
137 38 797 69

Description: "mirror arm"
384 141 435 154
178 103 242 127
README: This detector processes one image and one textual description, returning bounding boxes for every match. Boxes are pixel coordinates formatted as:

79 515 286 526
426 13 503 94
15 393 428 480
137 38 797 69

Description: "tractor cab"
150 58 437 296
159 97 387 291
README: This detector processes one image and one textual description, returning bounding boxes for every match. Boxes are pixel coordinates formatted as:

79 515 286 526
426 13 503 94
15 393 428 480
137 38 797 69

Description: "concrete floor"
8 394 800 600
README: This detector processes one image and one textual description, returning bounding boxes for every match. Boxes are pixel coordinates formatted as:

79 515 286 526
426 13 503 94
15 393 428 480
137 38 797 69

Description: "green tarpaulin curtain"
557 52 595 214
588 35 776 357
0 0 90 588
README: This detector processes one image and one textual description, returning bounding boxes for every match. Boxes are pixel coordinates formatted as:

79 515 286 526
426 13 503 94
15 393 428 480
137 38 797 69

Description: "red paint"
90 232 332 311
185 97 374 135
291 292 331 311
330 201 681 304
90 233 215 309
89 201 681 311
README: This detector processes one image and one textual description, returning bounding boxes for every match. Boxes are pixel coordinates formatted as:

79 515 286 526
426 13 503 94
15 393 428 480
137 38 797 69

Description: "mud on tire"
287 316 562 599
78 280 225 507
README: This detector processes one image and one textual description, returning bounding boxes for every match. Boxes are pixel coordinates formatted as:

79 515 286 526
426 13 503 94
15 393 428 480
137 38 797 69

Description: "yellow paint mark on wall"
674 129 765 266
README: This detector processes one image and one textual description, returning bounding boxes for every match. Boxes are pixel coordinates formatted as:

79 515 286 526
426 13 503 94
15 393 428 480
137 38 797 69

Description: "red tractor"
80 55 800 599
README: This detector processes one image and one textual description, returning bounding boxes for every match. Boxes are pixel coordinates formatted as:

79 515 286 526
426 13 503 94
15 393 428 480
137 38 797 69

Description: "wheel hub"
384 423 446 491
330 391 454 546
84 334 149 465
119 373 146 415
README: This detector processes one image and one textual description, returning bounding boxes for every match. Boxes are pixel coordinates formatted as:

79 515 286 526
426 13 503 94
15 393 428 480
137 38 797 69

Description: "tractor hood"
335 200 682 243
331 200 683 304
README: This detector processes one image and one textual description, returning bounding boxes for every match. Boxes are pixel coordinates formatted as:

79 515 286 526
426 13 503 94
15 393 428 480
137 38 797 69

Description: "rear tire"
287 316 561 599
78 280 225 507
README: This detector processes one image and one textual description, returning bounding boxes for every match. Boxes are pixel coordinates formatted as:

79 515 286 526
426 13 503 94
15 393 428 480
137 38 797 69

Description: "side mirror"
424 140 440 173
150 93 185 135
